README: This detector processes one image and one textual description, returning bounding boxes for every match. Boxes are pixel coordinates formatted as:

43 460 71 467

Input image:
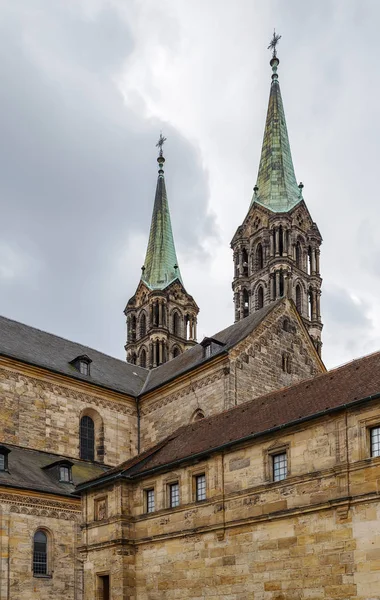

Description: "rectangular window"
146 489 155 513
195 474 206 501
169 482 180 508
273 452 287 481
371 427 380 457
59 466 71 482
0 454 5 471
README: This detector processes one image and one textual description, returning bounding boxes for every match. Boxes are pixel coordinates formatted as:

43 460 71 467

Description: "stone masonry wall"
0 358 137 466
81 398 380 599
0 489 81 600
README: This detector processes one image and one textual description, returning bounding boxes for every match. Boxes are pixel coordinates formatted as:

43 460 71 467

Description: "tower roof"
251 50 302 213
141 143 183 290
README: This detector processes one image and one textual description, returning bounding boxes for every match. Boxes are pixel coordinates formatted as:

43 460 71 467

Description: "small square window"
195 474 206 501
371 427 380 457
59 465 72 482
273 453 287 482
169 482 180 508
146 489 155 513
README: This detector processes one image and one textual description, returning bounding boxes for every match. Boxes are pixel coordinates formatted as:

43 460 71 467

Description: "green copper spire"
251 37 303 213
141 136 183 290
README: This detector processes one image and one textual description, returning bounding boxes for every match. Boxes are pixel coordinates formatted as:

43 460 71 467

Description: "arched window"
279 271 284 297
257 286 264 309
296 285 302 313
173 312 180 336
173 347 181 359
242 248 248 276
295 241 302 268
256 243 264 270
80 415 95 461
279 226 284 256
140 349 147 368
243 289 249 317
139 313 147 338
153 301 159 327
33 530 48 576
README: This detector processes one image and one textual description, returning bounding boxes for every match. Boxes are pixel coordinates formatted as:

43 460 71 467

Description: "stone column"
270 232 274 257
234 292 239 321
239 291 244 320
284 271 289 297
270 274 275 301
158 340 163 365
316 290 321 320
149 342 153 368
316 249 320 275
275 228 280 257
152 341 157 368
193 319 197 341
283 229 288 256
238 250 243 276
275 271 280 299
311 289 317 320
311 247 317 275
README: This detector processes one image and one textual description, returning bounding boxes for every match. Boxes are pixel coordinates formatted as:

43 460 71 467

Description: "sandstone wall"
81 398 380 599
0 359 137 466
0 489 81 600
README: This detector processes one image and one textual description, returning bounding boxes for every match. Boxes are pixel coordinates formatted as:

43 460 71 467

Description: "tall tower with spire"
231 33 323 355
125 136 199 368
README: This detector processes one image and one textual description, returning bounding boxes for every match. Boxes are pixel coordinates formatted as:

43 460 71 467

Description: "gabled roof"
141 154 183 291
250 55 302 213
140 300 282 394
77 350 380 491
0 444 107 497
0 315 148 396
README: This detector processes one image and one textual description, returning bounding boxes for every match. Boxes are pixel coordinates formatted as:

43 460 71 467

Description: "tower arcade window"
140 348 147 368
295 241 302 268
242 248 249 276
80 415 95 461
139 313 147 338
33 530 49 576
243 289 249 318
173 312 180 336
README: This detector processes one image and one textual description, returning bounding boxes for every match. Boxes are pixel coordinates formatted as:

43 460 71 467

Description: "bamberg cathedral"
0 36 379 600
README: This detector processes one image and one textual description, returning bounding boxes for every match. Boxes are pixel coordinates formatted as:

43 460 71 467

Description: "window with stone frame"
370 426 380 457
146 488 155 513
169 482 180 508
273 452 287 481
195 474 206 501
33 530 50 577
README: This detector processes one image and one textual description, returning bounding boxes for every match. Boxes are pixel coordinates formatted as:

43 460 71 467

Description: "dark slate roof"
141 301 281 393
0 444 108 497
0 315 148 396
78 350 380 491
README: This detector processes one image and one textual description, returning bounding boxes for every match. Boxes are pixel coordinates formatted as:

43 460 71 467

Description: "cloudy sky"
0 0 379 369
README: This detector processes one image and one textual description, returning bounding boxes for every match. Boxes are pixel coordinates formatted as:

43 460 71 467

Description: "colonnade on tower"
231 40 323 355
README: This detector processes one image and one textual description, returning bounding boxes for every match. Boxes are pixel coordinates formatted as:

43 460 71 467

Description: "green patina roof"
141 156 183 290
251 56 303 213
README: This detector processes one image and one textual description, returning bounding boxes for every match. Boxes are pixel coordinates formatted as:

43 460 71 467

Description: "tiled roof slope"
0 315 148 396
77 350 380 490
141 301 281 393
0 444 108 497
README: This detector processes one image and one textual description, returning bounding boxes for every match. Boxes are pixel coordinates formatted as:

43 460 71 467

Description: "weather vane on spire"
268 29 281 58
156 132 167 157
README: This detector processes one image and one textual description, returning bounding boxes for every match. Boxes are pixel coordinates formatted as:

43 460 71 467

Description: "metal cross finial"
156 132 167 157
268 29 281 58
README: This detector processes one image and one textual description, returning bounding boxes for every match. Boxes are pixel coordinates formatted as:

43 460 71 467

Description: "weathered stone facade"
139 299 323 450
80 395 380 600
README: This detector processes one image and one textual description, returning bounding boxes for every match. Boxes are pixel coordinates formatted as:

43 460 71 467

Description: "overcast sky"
0 0 379 369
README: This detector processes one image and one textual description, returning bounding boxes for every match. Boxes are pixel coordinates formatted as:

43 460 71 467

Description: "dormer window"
0 446 10 471
70 355 92 377
201 337 226 359
43 459 73 483
59 465 72 482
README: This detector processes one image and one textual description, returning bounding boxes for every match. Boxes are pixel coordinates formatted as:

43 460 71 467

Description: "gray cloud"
0 1 217 357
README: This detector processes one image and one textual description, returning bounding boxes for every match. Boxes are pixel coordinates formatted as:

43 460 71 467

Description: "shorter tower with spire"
125 136 199 368
231 33 323 355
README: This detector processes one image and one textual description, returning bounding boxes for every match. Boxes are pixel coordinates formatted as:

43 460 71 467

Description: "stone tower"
231 44 323 355
125 139 199 368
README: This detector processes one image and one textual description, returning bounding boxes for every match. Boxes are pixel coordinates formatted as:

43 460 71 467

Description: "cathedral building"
0 37 380 600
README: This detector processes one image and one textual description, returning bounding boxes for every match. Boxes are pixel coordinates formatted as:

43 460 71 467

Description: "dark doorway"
98 575 110 600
